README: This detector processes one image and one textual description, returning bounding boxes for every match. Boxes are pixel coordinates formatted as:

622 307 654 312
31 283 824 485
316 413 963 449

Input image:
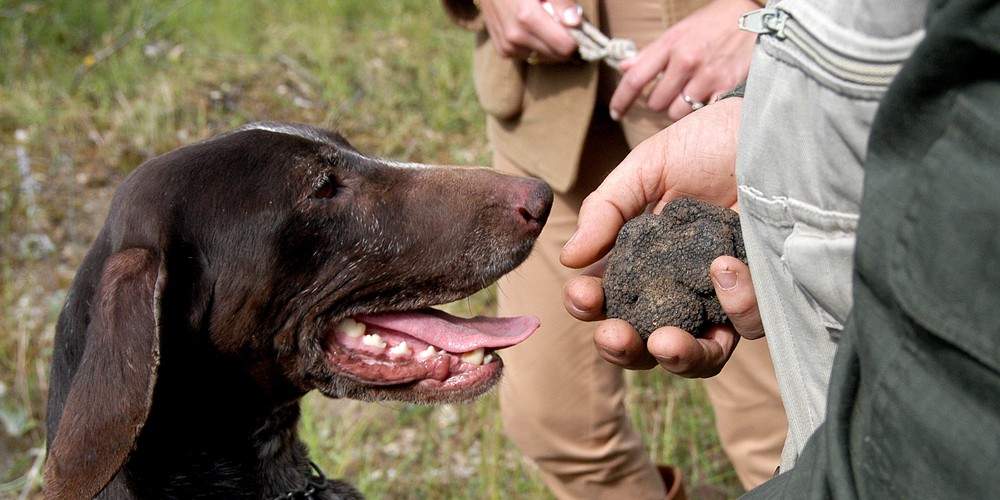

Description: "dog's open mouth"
324 308 539 392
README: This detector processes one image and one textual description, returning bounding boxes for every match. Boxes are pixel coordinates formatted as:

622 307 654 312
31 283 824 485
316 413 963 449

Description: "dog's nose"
515 178 553 231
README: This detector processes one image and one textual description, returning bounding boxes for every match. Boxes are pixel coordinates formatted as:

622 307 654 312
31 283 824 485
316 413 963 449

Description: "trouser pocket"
780 205 858 339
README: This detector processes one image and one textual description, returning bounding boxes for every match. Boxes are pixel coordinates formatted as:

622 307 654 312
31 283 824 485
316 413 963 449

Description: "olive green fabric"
744 0 1000 497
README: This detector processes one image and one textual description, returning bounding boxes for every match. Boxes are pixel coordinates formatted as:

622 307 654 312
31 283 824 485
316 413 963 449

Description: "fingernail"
599 345 625 359
570 301 592 315
655 355 679 365
715 271 738 291
562 6 581 25
565 230 579 249
609 108 620 121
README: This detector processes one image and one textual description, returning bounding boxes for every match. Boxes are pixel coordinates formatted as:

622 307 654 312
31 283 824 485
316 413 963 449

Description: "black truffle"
602 197 746 339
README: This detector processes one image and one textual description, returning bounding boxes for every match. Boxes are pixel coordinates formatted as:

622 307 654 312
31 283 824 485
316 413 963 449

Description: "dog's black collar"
273 461 329 499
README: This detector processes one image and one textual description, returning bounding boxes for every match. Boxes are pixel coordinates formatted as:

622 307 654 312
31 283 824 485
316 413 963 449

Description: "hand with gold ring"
608 0 759 121
477 0 583 64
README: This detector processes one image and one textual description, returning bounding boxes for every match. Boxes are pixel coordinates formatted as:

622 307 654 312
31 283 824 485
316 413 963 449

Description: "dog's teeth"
460 348 485 366
389 341 412 357
337 318 366 338
483 353 494 365
362 333 386 349
416 346 438 360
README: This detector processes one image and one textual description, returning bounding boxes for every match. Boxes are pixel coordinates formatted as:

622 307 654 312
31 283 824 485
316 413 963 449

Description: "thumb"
711 256 765 340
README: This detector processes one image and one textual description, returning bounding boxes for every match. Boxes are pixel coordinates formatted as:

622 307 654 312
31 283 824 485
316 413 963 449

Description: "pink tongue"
354 310 540 353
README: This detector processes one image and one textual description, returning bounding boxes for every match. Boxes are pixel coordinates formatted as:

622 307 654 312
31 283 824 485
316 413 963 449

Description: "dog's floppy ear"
44 248 165 499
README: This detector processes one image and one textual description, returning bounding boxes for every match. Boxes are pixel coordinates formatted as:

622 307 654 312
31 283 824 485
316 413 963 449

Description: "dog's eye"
311 176 340 199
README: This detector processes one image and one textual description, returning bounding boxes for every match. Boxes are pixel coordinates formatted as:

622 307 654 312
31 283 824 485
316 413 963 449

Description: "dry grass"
0 1 742 497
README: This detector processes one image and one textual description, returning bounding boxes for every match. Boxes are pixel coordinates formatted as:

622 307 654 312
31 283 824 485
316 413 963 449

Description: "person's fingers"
711 255 765 340
668 64 738 119
544 0 583 27
645 49 697 113
695 26 758 102
563 99 744 269
560 127 684 270
563 273 606 321
513 25 577 62
593 319 658 370
687 66 739 105
522 0 578 59
480 0 578 60
561 175 648 269
666 90 708 121
609 51 668 120
646 324 739 378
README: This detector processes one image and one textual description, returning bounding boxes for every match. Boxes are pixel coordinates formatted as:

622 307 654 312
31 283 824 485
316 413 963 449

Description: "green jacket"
745 0 1000 497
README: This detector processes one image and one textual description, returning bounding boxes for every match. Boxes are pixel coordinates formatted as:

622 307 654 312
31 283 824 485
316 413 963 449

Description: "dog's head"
44 122 551 497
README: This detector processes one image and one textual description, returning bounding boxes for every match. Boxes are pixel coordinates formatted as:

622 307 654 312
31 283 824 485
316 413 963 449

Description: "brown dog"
43 123 552 498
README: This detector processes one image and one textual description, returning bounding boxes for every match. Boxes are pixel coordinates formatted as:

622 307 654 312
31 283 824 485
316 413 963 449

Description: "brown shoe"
658 465 686 500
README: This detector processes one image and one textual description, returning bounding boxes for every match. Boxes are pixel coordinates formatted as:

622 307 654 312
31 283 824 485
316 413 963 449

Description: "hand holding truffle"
563 201 763 377
561 100 765 377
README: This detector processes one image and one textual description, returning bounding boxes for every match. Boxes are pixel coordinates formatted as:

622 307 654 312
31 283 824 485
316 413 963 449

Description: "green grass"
0 1 742 497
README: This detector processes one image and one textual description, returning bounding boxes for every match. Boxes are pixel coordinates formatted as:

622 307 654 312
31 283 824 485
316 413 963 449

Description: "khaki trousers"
493 4 786 497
